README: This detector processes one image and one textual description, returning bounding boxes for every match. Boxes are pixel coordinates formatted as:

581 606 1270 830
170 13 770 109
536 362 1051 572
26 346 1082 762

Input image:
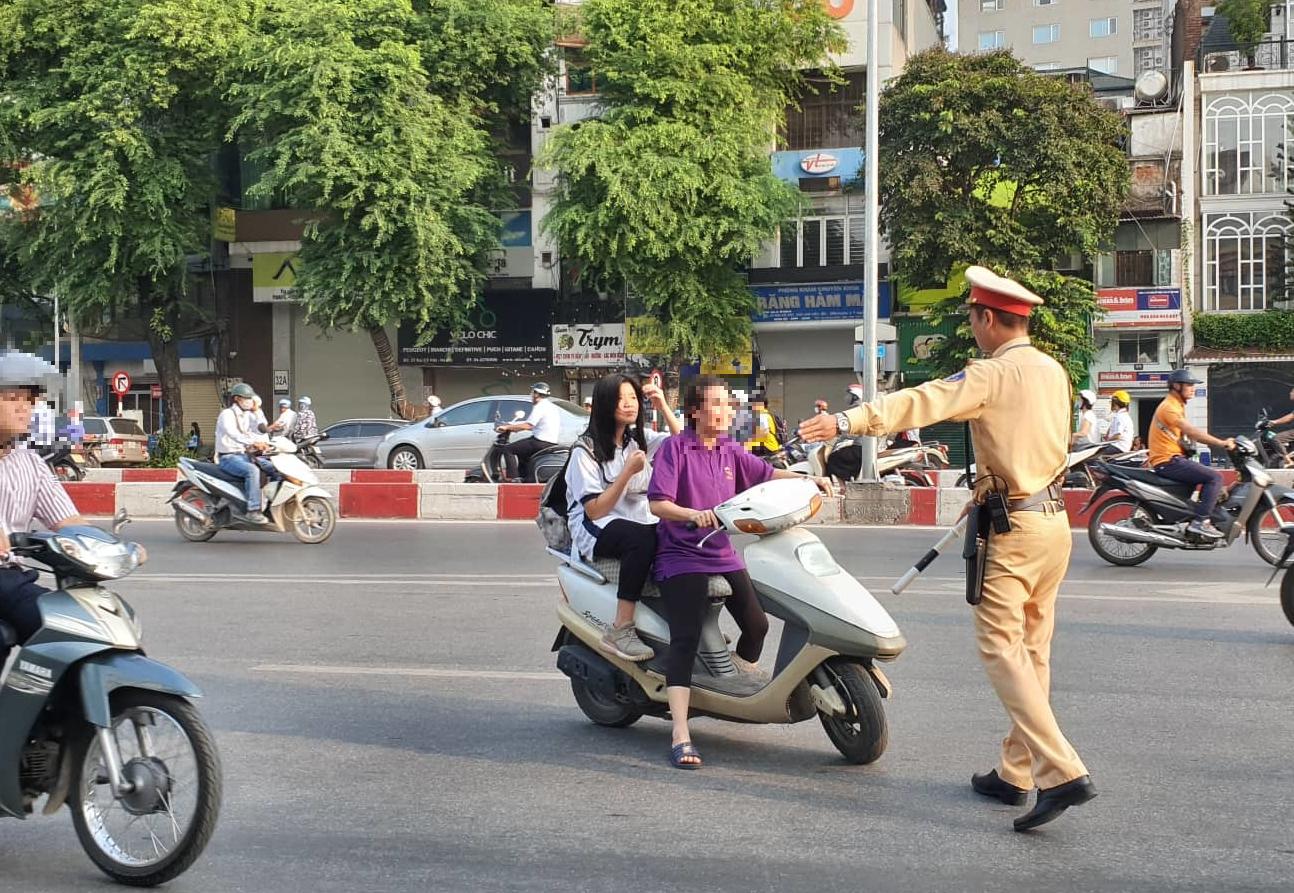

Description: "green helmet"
228 383 256 401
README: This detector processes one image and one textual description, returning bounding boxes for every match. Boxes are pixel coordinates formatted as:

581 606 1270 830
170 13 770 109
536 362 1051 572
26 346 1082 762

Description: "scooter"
957 442 1146 490
38 443 86 482
550 477 905 764
168 436 338 544
474 411 569 484
1254 410 1291 469
802 437 949 486
293 433 328 469
1085 436 1294 567
0 513 221 886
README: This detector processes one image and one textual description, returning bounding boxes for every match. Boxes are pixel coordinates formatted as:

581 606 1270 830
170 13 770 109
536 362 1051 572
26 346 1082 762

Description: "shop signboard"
1097 370 1174 388
252 252 299 303
397 289 553 366
1094 288 1181 328
752 281 891 323
552 323 625 367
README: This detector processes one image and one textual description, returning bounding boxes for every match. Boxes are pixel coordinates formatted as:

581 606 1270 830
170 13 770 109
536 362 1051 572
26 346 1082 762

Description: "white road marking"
253 663 565 681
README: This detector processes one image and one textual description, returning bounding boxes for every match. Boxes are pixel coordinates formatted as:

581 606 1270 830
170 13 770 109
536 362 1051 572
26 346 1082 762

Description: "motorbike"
1253 410 1290 469
38 443 86 482
550 477 905 764
293 433 328 470
1084 436 1294 567
958 442 1147 490
474 411 569 484
801 437 949 487
168 436 338 544
0 513 221 886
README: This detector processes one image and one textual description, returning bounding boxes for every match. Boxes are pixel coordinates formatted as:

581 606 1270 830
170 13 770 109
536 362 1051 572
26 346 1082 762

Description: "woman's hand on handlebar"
689 509 719 529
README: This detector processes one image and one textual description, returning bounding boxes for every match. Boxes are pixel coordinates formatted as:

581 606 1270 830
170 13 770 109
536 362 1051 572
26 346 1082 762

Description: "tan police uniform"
841 268 1088 791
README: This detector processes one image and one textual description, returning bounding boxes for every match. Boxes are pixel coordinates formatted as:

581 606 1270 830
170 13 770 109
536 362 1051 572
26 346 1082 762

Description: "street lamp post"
857 0 880 482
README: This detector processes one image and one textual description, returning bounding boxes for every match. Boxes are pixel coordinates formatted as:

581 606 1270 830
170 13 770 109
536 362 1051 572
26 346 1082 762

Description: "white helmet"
278 398 291 408
298 395 312 407
1079 389 1097 407
427 395 442 408
0 349 61 395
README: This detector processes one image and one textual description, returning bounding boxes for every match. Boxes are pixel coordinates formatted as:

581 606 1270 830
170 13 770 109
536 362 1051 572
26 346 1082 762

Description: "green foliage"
539 0 844 360
1216 0 1276 55
1194 309 1294 351
923 271 1101 391
228 0 554 339
877 49 1129 290
148 429 189 468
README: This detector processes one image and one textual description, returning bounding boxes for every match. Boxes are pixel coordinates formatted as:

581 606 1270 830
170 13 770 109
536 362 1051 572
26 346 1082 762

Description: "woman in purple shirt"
648 377 830 769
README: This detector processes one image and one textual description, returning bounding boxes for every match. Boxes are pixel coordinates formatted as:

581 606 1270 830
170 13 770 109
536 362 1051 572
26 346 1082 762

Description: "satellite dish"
1134 70 1169 102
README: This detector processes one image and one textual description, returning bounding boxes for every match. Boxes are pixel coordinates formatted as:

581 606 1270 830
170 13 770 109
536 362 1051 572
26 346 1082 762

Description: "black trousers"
503 438 556 479
658 569 768 687
0 566 49 658
591 519 657 603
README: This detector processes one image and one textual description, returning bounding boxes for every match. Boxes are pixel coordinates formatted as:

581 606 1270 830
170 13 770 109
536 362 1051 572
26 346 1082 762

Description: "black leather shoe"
1013 775 1097 832
971 769 1028 806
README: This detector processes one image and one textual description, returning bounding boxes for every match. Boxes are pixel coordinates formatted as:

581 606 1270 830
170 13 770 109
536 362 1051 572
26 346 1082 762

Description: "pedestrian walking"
799 266 1096 831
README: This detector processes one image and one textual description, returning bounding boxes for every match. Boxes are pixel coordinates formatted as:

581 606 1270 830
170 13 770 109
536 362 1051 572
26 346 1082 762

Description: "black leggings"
591 519 657 603
658 570 768 687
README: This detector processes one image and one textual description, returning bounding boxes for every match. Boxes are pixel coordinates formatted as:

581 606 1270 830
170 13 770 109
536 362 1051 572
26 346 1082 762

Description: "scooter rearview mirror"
112 508 131 536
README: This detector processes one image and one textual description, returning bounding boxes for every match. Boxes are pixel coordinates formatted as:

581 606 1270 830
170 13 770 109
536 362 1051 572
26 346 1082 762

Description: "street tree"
229 0 553 418
539 0 844 362
0 0 247 432
1216 0 1278 69
878 49 1127 388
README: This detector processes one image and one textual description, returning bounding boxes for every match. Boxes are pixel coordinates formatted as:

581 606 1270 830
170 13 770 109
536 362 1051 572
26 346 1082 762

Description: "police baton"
891 517 968 595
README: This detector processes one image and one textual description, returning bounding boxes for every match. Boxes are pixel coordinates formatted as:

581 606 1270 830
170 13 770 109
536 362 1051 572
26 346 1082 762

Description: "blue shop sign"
771 148 863 185
753 281 891 323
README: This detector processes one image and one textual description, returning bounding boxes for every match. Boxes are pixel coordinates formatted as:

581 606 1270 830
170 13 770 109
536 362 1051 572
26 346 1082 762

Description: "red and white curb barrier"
65 467 1273 525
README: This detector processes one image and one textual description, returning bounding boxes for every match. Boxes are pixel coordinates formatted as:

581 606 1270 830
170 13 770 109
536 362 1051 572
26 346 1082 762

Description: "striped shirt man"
0 448 80 565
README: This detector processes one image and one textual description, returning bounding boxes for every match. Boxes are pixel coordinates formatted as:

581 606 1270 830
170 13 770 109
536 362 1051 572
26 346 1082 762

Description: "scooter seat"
1100 464 1198 496
186 460 251 486
587 558 732 600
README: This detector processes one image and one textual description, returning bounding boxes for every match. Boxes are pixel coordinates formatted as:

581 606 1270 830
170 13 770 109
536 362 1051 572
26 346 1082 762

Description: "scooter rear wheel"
571 678 642 728
1087 496 1158 567
174 492 217 543
817 658 887 765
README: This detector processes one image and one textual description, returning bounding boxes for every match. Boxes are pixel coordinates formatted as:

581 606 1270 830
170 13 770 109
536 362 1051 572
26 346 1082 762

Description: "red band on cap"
969 285 1033 317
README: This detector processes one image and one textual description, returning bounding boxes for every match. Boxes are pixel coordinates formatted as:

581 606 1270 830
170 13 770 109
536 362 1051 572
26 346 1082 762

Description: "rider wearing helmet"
1072 389 1099 446
1148 370 1236 540
426 394 443 422
214 383 273 525
293 396 318 440
0 350 85 661
1104 390 1134 453
497 383 560 480
270 397 297 439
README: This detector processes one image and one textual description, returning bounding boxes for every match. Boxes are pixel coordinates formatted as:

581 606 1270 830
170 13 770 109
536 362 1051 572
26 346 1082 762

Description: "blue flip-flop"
670 741 702 770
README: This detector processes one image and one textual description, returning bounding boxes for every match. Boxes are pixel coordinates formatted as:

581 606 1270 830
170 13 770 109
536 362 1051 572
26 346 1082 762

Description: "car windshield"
109 418 146 436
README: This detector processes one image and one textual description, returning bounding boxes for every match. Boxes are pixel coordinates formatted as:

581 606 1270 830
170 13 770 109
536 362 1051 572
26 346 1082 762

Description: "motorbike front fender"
293 485 333 504
78 652 203 729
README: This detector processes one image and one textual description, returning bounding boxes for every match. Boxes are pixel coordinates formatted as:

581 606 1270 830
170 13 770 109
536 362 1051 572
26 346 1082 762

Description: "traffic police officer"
799 266 1096 831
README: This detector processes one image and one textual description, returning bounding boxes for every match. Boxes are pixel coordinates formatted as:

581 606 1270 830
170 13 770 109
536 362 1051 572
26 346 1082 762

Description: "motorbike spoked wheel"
1281 570 1294 627
173 492 217 543
1247 503 1294 567
55 460 86 482
1087 496 1158 567
287 495 337 544
570 678 643 728
817 658 887 765
301 452 323 470
71 691 222 888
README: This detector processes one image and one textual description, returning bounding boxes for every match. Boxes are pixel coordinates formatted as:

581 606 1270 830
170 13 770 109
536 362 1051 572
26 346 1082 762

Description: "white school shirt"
566 430 669 559
1106 409 1134 453
527 399 561 443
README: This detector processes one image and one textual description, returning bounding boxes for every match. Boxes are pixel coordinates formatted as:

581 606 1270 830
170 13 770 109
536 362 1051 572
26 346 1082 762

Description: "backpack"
535 434 596 552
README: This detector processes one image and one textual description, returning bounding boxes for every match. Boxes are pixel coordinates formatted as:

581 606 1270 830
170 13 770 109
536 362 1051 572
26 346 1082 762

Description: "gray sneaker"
731 654 772 684
600 622 654 662
245 510 271 525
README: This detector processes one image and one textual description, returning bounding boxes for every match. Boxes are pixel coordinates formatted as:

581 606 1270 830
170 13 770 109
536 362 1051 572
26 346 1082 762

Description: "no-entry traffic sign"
110 371 132 397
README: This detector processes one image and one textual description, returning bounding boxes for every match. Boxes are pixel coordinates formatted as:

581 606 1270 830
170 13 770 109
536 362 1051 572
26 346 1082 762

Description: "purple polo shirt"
647 429 774 580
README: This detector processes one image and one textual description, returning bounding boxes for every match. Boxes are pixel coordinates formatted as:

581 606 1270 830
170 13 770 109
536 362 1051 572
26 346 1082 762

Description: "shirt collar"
991 336 1032 358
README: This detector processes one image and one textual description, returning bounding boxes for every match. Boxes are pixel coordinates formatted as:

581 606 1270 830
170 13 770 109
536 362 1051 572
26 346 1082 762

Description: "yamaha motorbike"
1085 437 1294 567
0 514 221 886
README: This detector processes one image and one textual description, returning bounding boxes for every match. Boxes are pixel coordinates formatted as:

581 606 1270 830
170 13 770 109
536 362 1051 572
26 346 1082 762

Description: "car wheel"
387 446 423 471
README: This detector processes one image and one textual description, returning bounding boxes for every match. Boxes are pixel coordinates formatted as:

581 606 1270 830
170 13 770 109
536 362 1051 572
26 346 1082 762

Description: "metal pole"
68 311 81 414
52 292 60 413
857 0 880 482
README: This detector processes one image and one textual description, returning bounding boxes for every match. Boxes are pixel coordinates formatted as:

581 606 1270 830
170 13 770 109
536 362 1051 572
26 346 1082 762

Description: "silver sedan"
375 395 588 471
316 418 406 468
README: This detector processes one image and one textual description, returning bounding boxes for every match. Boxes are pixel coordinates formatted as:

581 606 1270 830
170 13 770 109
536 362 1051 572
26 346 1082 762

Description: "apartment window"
781 70 865 150
1116 250 1154 287
563 50 596 95
1204 92 1294 196
1203 211 1292 311
1090 17 1117 38
1134 45 1166 74
1118 334 1160 365
1088 56 1119 74
1133 8 1164 41
980 0 1003 10
978 30 1005 51
775 216 861 268
1032 24 1060 44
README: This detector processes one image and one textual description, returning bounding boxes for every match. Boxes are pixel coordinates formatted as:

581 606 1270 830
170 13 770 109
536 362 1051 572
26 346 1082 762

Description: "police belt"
963 482 1064 606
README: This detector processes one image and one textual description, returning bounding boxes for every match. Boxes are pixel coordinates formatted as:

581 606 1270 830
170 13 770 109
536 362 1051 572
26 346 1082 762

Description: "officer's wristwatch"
835 412 851 435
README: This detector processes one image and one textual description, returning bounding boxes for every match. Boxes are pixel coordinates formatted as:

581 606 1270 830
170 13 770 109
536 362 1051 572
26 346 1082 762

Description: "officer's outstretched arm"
843 363 994 437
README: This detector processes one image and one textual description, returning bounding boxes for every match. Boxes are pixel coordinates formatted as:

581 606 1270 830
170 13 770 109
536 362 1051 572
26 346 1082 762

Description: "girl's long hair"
586 374 648 464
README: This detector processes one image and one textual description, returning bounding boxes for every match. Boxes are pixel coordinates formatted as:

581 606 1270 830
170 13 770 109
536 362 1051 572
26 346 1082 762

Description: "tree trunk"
368 325 417 420
142 282 185 435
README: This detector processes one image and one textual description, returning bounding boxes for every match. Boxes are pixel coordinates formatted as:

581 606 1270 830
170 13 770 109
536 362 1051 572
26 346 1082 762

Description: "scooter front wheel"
288 495 337 544
817 658 887 765
71 691 222 888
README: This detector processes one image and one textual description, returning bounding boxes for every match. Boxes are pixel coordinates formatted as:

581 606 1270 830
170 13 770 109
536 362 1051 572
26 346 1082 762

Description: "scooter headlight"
795 541 841 577
51 534 143 580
